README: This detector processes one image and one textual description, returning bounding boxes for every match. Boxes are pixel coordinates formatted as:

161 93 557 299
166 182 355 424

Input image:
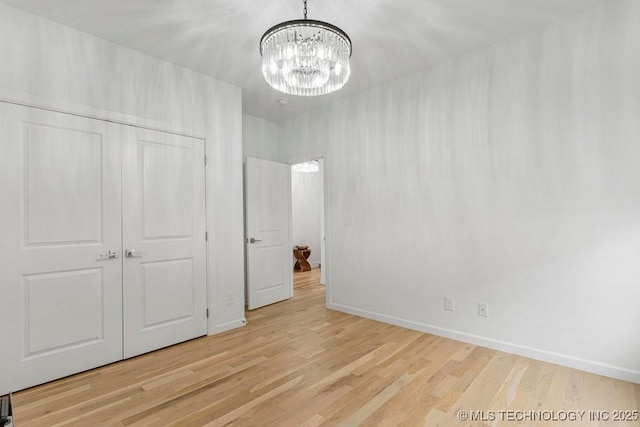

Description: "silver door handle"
97 250 119 261
248 238 262 244
125 249 145 258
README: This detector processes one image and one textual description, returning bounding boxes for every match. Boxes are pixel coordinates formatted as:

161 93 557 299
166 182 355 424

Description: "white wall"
277 0 640 383
0 3 245 334
243 114 279 162
292 161 324 268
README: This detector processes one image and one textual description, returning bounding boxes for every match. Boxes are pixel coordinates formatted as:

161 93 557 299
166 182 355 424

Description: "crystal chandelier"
260 0 352 96
292 160 320 173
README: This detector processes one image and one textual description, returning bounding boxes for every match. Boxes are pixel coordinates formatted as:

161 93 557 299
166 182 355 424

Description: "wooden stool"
293 245 311 272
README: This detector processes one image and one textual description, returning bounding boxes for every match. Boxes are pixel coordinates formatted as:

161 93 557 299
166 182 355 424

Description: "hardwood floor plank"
11 268 639 426
338 368 425 426
200 376 304 427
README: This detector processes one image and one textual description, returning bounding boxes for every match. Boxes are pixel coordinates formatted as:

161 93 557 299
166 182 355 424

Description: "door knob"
97 250 119 261
248 238 262 244
125 249 144 258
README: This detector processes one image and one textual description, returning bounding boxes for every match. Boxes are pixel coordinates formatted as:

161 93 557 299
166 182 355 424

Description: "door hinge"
204 155 208 166
206 308 209 318
205 231 208 241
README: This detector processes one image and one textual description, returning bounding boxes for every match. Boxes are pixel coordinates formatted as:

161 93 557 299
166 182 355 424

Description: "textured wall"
0 3 245 334
277 1 640 382
243 114 279 162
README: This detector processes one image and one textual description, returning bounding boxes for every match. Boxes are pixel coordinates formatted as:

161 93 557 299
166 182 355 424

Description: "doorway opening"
291 159 326 287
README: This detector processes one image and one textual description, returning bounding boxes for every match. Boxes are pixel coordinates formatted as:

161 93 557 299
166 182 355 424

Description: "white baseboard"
327 302 640 385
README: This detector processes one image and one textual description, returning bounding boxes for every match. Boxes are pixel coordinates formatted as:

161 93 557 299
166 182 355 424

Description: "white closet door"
0 103 123 394
121 126 207 358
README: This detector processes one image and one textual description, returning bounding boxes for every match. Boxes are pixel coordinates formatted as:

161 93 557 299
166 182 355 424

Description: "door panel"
122 127 207 358
24 123 103 245
246 157 292 310
23 268 105 356
0 103 123 395
141 259 195 327
140 142 194 238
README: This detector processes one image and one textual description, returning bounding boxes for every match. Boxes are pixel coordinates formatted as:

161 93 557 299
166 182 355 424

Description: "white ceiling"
0 0 604 122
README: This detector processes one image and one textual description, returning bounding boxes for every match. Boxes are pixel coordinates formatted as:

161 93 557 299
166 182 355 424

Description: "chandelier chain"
303 0 308 19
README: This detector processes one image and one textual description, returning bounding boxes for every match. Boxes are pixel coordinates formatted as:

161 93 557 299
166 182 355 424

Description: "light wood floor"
12 268 640 426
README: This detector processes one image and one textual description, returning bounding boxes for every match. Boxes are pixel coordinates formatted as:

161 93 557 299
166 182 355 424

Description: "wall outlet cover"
444 297 455 312
478 303 488 317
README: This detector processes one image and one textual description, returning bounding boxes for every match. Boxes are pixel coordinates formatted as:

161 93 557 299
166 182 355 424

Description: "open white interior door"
245 157 292 310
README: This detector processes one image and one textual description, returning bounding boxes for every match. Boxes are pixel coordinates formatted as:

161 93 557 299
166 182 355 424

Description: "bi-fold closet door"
0 102 207 394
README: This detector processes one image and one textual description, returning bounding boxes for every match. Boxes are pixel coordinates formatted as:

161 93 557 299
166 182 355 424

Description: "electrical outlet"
444 297 455 312
478 303 488 317
226 293 235 305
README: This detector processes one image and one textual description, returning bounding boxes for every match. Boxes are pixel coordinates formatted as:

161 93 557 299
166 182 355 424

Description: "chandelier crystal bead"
260 1 352 96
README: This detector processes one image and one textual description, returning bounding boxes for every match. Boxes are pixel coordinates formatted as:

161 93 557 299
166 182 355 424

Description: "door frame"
288 157 331 300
